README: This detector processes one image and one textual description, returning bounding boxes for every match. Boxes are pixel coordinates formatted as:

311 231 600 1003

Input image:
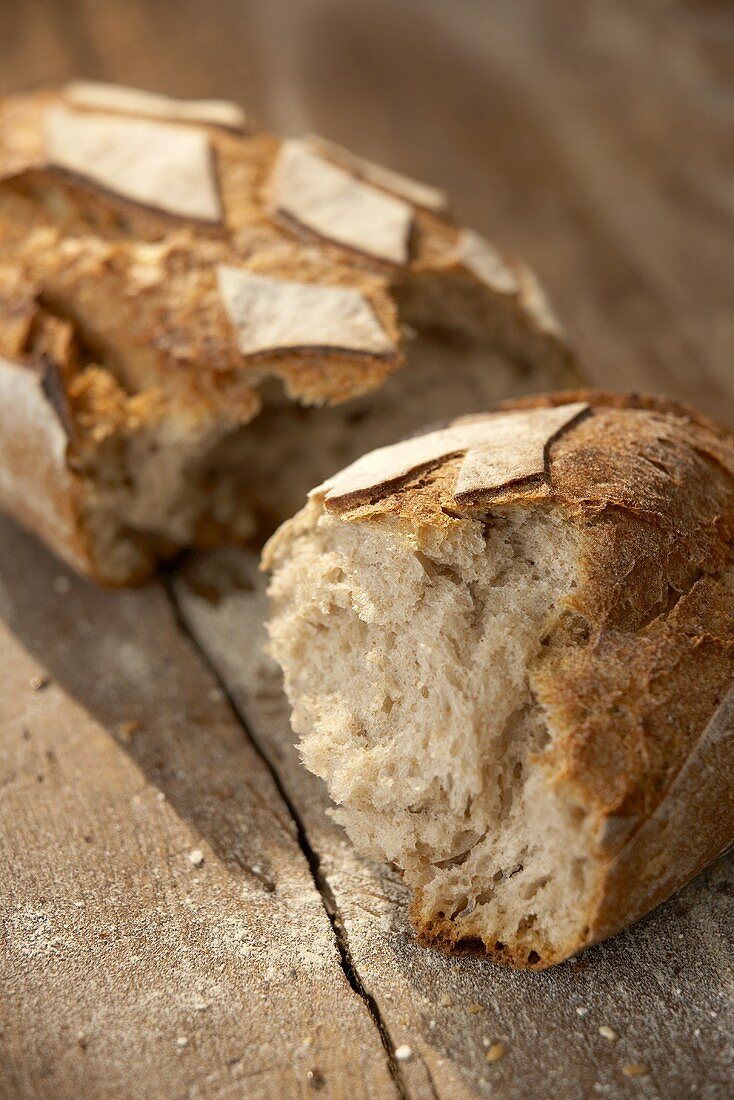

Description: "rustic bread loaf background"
265 391 734 968
0 81 578 583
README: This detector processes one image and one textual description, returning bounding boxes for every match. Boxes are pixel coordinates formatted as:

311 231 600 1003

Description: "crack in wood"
163 576 409 1099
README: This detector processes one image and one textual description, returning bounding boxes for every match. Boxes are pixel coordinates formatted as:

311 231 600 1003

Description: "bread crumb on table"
467 1002 484 1014
29 675 51 691
117 720 141 742
599 1025 618 1041
485 1043 506 1064
437 992 454 1007
394 1045 413 1062
188 849 205 867
622 1063 649 1078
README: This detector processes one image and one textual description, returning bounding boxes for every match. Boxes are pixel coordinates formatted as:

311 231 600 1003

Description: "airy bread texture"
265 392 734 968
0 83 577 582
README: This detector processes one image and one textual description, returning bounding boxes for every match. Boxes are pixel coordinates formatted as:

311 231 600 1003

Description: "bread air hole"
268 500 598 964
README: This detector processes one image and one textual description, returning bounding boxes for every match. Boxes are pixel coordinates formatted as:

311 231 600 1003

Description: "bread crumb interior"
267 499 597 964
71 327 562 581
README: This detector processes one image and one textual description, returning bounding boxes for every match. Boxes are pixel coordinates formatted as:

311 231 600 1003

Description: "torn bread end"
265 393 734 967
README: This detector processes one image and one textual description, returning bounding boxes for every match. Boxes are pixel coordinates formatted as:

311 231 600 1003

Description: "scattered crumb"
194 1001 209 1012
467 1003 484 1014
575 1006 588 1017
176 1036 188 1049
428 1019 436 1030
395 1045 413 1062
156 792 166 802
188 849 205 868
693 1028 701 1038
77 1031 88 1050
302 1035 313 1047
599 1026 618 1041
117 720 141 742
29 675 51 692
438 992 454 1007
485 1043 506 1064
306 1068 325 1089
622 1063 649 1078
52 576 71 595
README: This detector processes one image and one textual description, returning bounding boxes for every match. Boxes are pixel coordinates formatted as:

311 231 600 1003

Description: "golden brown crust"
319 391 734 965
0 83 576 581
0 85 572 403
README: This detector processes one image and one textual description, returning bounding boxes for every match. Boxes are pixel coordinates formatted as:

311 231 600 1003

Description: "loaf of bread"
265 392 734 968
0 81 577 582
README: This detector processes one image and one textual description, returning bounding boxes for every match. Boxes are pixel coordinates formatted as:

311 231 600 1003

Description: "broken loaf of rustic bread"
265 392 734 969
0 80 577 583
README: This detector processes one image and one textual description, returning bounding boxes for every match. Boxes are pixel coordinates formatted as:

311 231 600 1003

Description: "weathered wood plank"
0 518 397 1100
175 548 734 1100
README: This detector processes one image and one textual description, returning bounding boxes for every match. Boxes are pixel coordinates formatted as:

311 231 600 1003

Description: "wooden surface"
1 1 734 1097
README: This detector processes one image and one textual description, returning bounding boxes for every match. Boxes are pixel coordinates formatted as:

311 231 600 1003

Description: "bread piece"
264 392 734 968
0 82 579 583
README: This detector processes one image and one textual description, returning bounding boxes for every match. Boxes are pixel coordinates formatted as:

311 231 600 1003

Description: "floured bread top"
317 401 589 507
64 80 247 130
271 139 413 264
44 106 223 223
0 81 575 421
315 393 734 528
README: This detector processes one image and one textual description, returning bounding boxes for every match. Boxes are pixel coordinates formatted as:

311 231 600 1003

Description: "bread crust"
305 391 734 966
0 83 577 581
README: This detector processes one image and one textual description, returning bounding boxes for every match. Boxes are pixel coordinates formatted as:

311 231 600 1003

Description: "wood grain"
1 0 733 1096
0 520 397 1100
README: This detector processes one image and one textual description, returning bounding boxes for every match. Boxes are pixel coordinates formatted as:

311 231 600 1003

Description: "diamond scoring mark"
457 230 520 295
271 140 413 265
64 81 246 130
44 107 223 222
318 402 589 507
217 267 395 357
454 403 588 501
306 134 448 212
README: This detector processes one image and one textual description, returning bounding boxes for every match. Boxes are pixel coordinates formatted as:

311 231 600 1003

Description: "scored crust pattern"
305 134 448 212
318 401 589 507
0 80 578 580
0 81 572 377
270 139 414 264
64 80 248 130
44 106 224 223
217 267 395 357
